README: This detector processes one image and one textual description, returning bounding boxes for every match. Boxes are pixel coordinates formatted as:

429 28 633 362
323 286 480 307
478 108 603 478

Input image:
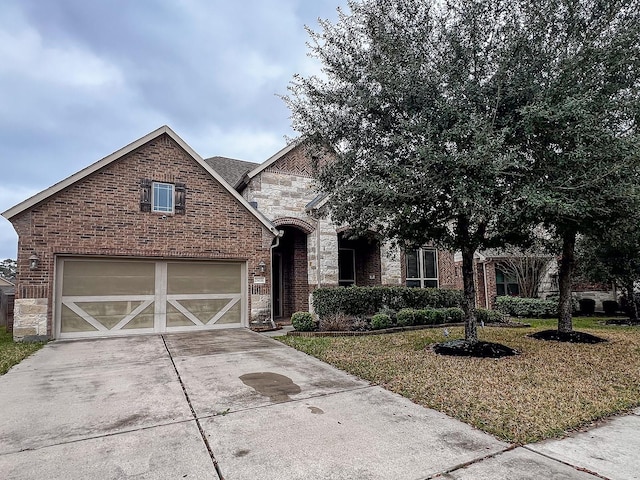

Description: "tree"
0 258 16 281
576 225 640 323
513 0 640 333
495 247 553 298
285 0 535 344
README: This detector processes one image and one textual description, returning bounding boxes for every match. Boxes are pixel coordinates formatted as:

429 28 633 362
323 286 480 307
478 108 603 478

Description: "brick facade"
9 132 274 339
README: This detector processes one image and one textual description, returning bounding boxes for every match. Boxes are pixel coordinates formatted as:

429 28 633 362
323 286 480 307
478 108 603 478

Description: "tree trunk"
626 282 638 323
557 229 576 333
461 245 478 343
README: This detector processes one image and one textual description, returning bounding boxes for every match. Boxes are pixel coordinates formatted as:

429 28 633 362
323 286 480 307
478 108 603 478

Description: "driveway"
0 329 636 479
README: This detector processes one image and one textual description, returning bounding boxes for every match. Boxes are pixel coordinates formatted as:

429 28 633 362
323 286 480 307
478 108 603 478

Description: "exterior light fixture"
258 261 266 273
29 253 39 270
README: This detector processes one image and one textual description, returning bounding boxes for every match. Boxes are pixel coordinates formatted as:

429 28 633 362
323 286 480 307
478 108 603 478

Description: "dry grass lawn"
278 318 640 444
0 330 44 375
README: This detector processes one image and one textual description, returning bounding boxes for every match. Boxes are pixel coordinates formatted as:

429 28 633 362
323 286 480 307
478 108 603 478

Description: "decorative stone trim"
272 217 316 234
13 298 48 341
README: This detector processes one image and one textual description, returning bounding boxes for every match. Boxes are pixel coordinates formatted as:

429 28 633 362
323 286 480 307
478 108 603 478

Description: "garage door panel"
76 301 148 330
61 304 100 333
58 259 244 338
167 263 241 294
62 261 155 296
121 304 155 330
216 301 241 324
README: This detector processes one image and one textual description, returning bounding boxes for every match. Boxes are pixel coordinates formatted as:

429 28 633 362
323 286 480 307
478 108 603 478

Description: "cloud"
0 22 124 90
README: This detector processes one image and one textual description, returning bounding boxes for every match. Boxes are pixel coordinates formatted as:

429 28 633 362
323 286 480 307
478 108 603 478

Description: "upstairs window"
152 182 174 213
406 248 438 288
140 179 186 214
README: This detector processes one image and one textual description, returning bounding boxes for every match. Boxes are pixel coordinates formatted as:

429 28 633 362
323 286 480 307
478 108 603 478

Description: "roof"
238 138 303 188
1 126 280 236
204 156 259 187
305 193 329 211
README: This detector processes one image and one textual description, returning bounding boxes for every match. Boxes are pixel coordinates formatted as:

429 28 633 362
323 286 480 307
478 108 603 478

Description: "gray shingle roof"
204 156 260 187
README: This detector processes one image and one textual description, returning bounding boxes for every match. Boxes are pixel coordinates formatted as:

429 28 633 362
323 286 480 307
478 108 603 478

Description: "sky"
0 0 348 260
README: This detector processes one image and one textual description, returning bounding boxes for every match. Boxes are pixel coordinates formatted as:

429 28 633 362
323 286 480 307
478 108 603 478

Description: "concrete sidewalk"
0 330 637 479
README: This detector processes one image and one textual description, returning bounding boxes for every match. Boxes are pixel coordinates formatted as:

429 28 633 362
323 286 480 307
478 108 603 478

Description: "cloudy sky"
0 0 348 260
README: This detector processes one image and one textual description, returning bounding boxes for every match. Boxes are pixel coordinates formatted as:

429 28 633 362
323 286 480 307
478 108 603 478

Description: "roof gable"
2 126 279 236
245 138 305 181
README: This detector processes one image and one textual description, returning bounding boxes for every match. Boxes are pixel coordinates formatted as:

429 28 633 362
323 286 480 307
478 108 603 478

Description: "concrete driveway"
0 329 637 479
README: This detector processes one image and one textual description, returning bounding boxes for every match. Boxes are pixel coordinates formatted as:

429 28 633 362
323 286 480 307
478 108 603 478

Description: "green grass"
0 330 45 375
278 316 640 444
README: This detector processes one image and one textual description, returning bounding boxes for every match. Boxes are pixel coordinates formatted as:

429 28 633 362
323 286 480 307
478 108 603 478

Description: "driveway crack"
162 335 225 480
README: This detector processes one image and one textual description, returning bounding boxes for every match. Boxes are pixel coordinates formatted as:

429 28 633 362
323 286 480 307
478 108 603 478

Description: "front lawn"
278 317 640 444
0 330 45 375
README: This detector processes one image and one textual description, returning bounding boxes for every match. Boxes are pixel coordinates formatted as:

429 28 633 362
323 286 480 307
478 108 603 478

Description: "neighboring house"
2 126 459 341
459 250 616 311
0 277 15 332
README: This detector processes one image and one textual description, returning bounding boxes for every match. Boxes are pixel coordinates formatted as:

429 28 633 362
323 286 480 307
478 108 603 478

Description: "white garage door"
55 258 245 339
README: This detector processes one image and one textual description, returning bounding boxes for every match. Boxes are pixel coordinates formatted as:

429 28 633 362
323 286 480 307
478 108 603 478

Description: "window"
406 248 438 288
152 182 174 213
338 248 356 287
495 269 519 296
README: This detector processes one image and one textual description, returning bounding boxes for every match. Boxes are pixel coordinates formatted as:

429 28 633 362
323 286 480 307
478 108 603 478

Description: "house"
0 277 15 333
208 139 459 320
2 126 458 341
461 250 616 311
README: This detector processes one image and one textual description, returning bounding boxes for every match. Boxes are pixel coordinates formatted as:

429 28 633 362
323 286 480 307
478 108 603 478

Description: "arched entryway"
272 225 309 319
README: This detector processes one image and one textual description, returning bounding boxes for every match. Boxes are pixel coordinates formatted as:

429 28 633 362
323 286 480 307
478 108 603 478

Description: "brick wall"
10 133 274 337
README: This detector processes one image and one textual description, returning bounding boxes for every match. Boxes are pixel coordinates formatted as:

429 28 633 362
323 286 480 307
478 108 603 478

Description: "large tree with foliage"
514 0 640 333
0 259 16 281
576 225 640 322
286 0 535 344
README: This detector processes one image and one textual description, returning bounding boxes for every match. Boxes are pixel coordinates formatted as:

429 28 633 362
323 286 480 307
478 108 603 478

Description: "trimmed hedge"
371 313 392 330
312 286 463 319
291 311 315 331
476 308 507 323
494 296 557 318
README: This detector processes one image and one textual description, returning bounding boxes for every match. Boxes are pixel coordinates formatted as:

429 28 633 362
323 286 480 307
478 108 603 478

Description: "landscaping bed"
277 317 640 444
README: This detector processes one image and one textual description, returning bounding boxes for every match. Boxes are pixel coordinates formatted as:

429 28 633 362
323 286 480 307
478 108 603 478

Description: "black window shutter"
175 183 186 214
140 178 152 212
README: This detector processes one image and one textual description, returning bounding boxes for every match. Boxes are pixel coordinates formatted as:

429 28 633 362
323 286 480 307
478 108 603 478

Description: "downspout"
482 260 490 309
269 230 284 328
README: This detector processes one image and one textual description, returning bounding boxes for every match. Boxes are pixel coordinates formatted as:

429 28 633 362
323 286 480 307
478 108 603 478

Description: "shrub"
312 286 463 319
495 296 557 317
291 312 315 331
578 298 596 315
602 300 618 315
319 313 352 331
396 308 416 326
476 308 507 323
444 307 465 323
371 313 392 330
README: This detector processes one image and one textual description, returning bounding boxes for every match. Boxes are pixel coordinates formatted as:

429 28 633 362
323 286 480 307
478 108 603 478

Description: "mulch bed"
432 339 519 358
605 318 640 326
528 329 607 344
